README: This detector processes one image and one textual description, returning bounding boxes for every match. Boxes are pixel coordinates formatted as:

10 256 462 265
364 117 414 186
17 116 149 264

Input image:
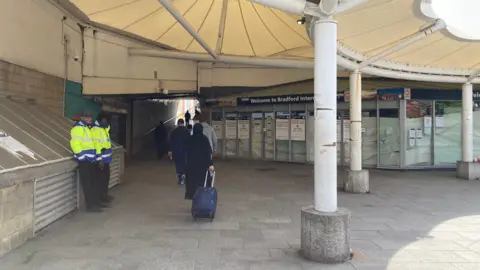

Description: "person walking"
92 112 114 204
70 110 104 212
184 124 215 200
154 121 167 160
194 114 217 154
185 110 191 126
168 119 190 185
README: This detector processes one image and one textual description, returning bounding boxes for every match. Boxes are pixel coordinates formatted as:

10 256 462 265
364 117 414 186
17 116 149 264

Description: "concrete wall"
82 30 198 95
0 60 65 115
0 182 34 257
0 0 82 84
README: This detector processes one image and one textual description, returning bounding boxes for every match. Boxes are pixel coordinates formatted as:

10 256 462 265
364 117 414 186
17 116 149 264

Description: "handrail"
135 106 197 139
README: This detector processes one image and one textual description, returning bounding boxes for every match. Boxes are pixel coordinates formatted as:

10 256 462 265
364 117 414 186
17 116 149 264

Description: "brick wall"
0 60 64 115
0 182 34 257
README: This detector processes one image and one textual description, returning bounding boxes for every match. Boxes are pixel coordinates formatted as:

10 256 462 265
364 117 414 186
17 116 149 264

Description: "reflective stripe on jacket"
92 121 113 163
70 121 98 162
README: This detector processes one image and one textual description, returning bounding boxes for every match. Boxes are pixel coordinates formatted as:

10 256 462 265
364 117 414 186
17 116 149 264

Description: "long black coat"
185 124 213 200
169 126 190 156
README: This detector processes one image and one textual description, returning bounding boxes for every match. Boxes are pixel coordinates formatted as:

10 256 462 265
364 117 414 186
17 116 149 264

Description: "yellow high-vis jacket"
92 121 113 163
70 121 100 162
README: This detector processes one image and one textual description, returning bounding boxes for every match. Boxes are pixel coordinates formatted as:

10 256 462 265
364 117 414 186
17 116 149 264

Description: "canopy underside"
70 0 480 72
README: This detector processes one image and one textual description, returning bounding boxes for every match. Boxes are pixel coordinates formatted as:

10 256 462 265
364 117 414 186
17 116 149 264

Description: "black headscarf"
192 123 203 136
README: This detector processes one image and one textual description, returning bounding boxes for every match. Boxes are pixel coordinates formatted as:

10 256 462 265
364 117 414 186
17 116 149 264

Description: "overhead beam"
156 0 217 59
215 0 229 54
358 20 446 69
128 48 314 69
467 69 480 83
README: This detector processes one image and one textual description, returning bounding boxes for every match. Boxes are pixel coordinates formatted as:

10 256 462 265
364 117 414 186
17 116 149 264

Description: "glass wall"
212 93 473 169
211 112 224 156
378 106 400 167
291 110 306 163
275 111 290 161
225 113 237 157
434 101 461 165
264 112 275 160
405 100 433 166
238 113 251 158
474 101 480 160
362 109 377 166
251 113 263 159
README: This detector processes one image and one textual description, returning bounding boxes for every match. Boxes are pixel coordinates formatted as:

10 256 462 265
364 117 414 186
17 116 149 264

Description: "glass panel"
379 108 400 167
405 101 433 166
434 101 461 165
275 112 290 161
362 110 377 166
264 112 275 160
291 111 306 162
339 111 350 167
211 112 224 157
238 113 250 158
474 101 480 160
225 113 237 157
252 113 263 159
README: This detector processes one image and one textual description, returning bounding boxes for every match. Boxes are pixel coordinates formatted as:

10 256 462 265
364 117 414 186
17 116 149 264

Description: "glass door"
251 113 263 159
225 113 237 157
275 111 290 161
362 109 377 167
434 101 461 165
238 113 251 158
264 112 275 160
405 100 433 167
378 106 401 167
211 112 224 157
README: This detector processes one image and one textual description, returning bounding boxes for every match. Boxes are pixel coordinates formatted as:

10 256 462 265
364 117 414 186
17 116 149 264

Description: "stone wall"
0 182 34 257
0 59 64 115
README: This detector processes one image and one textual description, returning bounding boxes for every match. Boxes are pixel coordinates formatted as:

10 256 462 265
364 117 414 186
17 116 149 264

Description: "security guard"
92 112 114 204
70 110 103 212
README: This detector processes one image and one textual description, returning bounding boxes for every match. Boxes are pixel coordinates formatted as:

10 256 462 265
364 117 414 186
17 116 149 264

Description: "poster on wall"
424 116 432 128
436 116 444 128
226 120 237 139
238 120 250 139
212 121 223 139
291 119 306 141
409 128 415 147
275 119 290 140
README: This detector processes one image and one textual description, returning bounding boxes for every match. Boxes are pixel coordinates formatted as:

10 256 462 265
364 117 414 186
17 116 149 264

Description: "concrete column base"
301 206 351 264
344 169 370 193
456 161 480 180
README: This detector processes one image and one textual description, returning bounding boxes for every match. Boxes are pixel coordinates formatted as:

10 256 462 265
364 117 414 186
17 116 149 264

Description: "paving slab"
0 160 480 269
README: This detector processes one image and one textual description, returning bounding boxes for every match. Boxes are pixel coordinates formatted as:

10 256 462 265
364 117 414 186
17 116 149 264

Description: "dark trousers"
173 151 186 175
99 163 111 201
78 161 100 208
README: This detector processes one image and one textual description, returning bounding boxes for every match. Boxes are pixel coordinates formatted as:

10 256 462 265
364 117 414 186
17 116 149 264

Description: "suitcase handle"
204 171 215 187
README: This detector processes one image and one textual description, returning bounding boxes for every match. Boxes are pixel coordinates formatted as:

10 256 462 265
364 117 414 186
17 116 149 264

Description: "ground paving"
1 160 480 269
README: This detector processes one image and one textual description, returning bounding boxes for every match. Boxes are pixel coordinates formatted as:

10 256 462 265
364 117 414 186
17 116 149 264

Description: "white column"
349 71 362 171
314 19 337 213
462 82 473 162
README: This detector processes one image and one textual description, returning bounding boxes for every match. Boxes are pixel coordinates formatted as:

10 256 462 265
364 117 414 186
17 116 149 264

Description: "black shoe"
101 197 113 203
87 207 103 213
97 203 111 208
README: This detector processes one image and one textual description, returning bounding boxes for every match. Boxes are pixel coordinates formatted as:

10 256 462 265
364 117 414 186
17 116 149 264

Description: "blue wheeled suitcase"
192 171 217 221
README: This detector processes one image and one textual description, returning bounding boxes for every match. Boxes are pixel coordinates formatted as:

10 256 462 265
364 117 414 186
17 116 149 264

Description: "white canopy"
68 0 480 82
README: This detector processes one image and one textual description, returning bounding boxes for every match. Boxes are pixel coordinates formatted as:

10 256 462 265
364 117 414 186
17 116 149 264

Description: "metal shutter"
109 155 121 189
33 170 78 233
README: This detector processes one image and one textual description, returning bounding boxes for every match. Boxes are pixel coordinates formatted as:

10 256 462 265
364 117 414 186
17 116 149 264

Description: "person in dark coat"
185 110 191 126
184 123 215 200
168 119 190 185
154 121 167 160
